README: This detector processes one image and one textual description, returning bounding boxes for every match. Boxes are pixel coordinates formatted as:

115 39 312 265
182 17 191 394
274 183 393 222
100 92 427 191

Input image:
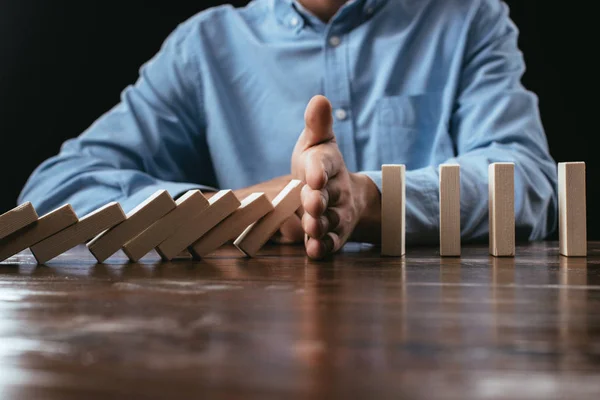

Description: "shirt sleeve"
360 0 558 245
18 20 217 216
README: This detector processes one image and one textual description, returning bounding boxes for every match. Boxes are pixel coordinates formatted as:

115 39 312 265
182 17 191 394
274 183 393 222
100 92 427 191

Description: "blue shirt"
19 0 558 243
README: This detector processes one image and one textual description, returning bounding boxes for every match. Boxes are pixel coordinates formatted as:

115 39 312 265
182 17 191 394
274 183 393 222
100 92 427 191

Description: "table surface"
1 241 599 399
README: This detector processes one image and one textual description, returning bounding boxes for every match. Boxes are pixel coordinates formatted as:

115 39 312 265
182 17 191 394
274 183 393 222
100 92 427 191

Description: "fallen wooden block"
0 202 38 240
87 190 176 263
489 162 515 257
189 192 274 259
558 162 587 256
122 190 209 262
381 164 405 256
30 202 126 264
233 180 302 257
0 204 78 262
156 190 240 261
439 164 461 256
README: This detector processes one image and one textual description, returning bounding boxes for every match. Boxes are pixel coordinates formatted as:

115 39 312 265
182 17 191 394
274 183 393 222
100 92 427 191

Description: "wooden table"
1 242 599 399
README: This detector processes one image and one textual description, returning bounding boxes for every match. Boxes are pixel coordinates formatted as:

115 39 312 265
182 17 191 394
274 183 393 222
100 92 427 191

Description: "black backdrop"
0 1 595 238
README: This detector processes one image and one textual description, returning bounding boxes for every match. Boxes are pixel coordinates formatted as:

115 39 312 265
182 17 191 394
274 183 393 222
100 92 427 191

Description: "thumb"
302 95 335 149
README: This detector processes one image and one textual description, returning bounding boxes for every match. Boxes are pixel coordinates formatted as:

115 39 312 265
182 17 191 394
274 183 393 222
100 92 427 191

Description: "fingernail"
321 194 327 210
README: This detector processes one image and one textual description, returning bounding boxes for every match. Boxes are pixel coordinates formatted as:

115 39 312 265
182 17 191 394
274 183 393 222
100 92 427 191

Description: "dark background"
0 1 595 238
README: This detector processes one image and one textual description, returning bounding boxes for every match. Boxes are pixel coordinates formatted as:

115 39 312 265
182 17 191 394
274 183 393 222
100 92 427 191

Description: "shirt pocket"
377 92 443 167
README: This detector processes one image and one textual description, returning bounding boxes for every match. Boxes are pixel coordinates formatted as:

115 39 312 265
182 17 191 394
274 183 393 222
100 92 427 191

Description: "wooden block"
439 164 461 256
381 164 405 256
558 162 587 256
122 190 209 262
0 202 38 240
233 180 303 257
190 192 274 259
0 204 78 262
87 190 176 263
489 162 515 257
30 202 126 264
156 190 241 261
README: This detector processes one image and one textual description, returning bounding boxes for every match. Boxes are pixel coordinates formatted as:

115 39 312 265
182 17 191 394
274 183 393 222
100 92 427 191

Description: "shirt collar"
273 0 387 32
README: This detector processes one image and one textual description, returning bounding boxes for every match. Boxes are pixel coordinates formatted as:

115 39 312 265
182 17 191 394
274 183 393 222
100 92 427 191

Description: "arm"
18 21 216 216
358 0 558 244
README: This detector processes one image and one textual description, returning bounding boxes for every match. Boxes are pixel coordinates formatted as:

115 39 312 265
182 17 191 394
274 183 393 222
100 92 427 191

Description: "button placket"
323 30 357 172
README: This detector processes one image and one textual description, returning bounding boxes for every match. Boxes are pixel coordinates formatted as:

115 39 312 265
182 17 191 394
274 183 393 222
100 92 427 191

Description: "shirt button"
366 7 374 14
329 36 341 47
289 17 299 27
334 108 348 121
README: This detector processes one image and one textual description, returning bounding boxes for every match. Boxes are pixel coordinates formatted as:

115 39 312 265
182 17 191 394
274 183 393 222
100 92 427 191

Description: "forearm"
18 149 211 216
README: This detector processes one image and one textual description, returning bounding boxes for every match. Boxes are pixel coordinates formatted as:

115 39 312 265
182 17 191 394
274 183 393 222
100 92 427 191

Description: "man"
18 0 558 260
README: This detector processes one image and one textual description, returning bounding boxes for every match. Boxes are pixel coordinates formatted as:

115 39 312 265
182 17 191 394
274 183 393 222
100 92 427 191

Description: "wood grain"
0 202 38 240
234 180 302 257
87 190 176 263
489 162 515 257
122 190 209 262
0 204 77 262
439 164 461 256
381 164 405 256
30 202 126 263
558 162 587 256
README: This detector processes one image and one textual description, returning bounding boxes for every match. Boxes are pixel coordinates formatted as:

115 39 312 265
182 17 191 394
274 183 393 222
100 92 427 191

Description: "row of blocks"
382 161 587 257
0 161 587 264
0 181 303 263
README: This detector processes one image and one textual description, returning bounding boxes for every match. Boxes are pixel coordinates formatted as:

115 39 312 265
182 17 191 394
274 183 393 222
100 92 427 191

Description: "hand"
292 95 374 259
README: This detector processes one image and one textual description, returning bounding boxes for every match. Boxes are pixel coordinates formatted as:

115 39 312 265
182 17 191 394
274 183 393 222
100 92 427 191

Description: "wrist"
349 172 382 243
350 172 380 219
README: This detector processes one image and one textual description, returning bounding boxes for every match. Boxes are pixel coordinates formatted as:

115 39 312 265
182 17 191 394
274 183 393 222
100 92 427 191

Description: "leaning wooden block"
439 164 461 256
156 190 241 261
122 190 209 262
234 180 303 257
381 164 405 256
30 202 126 264
0 204 78 262
558 162 587 256
87 190 176 263
190 192 274 259
488 162 515 257
0 202 38 240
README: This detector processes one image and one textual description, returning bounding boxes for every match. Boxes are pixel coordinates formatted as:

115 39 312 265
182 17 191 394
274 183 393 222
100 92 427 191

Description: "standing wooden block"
87 190 176 263
558 162 587 256
439 164 461 256
381 164 405 256
0 204 78 262
0 202 38 240
489 162 515 257
156 190 241 261
190 192 274 259
234 179 303 257
30 202 126 264
122 190 209 262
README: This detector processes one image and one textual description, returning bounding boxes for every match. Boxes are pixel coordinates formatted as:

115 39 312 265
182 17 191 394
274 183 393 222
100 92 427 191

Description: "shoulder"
166 1 268 43
405 0 506 20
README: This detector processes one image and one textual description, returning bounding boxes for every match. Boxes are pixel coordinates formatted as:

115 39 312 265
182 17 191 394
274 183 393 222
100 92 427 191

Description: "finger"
325 231 344 254
323 208 341 232
302 95 335 149
302 212 329 240
305 234 335 260
304 147 341 190
301 184 328 218
328 206 355 238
